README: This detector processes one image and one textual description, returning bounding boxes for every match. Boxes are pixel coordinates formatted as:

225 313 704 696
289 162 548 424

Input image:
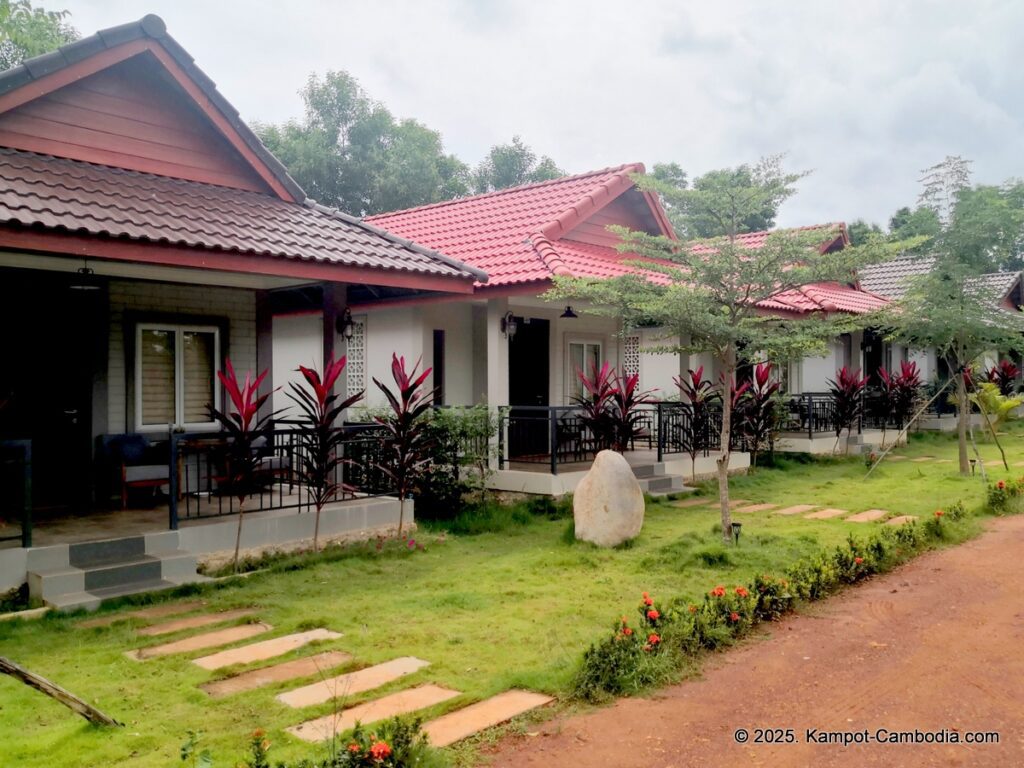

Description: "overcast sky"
60 0 1024 227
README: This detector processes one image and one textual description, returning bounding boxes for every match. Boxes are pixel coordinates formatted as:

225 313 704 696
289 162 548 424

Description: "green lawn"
0 428 1017 768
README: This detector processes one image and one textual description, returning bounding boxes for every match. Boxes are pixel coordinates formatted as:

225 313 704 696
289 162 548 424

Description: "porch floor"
505 448 669 474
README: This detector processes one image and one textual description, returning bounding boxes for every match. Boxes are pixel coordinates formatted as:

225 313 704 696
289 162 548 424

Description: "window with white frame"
567 340 602 400
136 324 220 430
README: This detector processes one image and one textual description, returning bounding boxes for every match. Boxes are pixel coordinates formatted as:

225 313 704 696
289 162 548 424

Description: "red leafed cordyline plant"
287 355 364 553
372 354 436 537
878 360 924 447
732 362 781 467
575 362 655 452
827 366 868 455
674 366 722 480
986 359 1020 396
209 359 279 572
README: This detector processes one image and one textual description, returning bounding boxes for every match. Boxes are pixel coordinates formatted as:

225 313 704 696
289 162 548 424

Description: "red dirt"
485 516 1024 767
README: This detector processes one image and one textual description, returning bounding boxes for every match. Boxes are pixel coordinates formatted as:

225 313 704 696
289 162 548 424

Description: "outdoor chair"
100 433 170 510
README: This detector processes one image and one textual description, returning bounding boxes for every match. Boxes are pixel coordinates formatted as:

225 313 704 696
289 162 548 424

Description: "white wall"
107 280 256 433
422 303 475 406
639 328 681 399
362 306 426 408
800 340 841 392
272 312 323 418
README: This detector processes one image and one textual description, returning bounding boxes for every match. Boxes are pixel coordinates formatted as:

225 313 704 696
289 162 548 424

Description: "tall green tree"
847 218 883 246
547 157 896 545
0 0 77 70
472 136 563 193
255 71 471 215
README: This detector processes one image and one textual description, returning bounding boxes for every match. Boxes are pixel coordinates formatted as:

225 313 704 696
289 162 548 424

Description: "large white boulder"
573 450 645 547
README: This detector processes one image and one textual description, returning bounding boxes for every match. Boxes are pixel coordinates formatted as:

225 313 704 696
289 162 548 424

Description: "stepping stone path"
287 684 461 743
671 497 711 509
202 650 352 698
911 457 935 463
774 504 818 516
705 499 751 509
805 508 849 520
886 455 909 461
423 690 554 747
78 600 207 629
138 608 256 637
885 515 919 526
193 628 342 670
278 656 430 708
129 622 272 660
846 509 889 523
733 503 778 513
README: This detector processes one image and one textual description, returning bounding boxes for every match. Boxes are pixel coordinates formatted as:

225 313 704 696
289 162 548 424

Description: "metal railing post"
806 393 813 441
497 407 505 470
549 407 558 476
168 432 179 531
20 441 31 549
657 402 665 463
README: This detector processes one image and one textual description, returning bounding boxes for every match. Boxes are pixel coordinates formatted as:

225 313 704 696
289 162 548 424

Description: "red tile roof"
367 164 665 287
757 282 890 315
0 148 485 283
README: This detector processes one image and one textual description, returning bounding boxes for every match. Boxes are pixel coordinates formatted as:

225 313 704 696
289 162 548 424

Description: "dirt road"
486 516 1024 767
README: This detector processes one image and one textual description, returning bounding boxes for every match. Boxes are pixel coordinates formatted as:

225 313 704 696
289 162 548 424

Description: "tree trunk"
0 656 121 727
717 347 735 546
956 372 970 476
313 503 321 554
233 501 245 573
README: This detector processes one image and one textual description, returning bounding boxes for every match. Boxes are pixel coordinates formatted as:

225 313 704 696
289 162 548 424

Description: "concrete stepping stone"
202 650 352 698
278 656 430 708
934 459 953 464
78 600 207 629
286 684 461 743
804 508 848 520
138 608 256 637
704 498 750 509
422 690 554 747
1013 460 1024 468
846 509 889 523
670 497 711 509
886 455 908 461
129 622 272 660
885 515 919 526
733 503 778 513
193 628 342 670
911 457 935 463
774 504 817 516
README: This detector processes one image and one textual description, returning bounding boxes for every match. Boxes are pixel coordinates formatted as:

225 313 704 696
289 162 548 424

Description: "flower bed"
574 501 971 702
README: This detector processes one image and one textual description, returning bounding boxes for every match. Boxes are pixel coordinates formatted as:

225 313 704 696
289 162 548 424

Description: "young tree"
0 0 78 71
547 157 895 545
472 136 564 193
893 261 1024 474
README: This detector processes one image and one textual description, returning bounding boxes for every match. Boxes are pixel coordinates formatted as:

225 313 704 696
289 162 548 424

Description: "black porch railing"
781 391 914 440
0 439 32 548
167 423 395 530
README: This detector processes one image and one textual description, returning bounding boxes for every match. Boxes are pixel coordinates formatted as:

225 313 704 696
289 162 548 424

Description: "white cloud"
61 0 1024 226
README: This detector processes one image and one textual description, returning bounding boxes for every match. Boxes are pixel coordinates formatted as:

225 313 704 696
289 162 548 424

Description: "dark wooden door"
0 270 99 513
508 317 550 458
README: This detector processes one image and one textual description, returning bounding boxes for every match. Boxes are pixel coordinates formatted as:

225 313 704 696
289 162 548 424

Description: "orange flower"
251 729 266 739
688 604 697 614
643 596 654 606
648 633 661 645
369 740 392 760
642 591 649 599
934 510 944 517
348 742 361 753
735 586 749 598
997 480 1006 490
729 611 740 622
623 627 633 636
709 585 726 598
647 609 660 621
854 556 864 564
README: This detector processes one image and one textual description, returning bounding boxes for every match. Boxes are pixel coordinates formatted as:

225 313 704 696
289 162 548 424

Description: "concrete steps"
27 535 209 612
630 462 686 496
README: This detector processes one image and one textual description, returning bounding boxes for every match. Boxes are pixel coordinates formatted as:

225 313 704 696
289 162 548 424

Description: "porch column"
486 298 510 468
255 289 274 421
321 282 349 399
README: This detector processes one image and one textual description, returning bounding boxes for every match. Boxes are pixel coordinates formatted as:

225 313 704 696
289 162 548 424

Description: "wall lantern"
560 305 578 319
500 311 518 339
335 306 356 341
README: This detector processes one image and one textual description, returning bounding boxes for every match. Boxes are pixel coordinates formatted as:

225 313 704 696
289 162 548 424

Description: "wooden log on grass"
0 656 121 727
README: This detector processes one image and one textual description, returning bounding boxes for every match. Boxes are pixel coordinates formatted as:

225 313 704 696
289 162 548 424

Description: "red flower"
709 585 726 598
347 743 360 753
623 627 633 636
735 586 749 598
729 612 740 622
934 510 944 517
643 596 654 606
688 604 697 614
642 591 649 599
647 609 660 621
854 556 864 565
648 633 661 645
369 741 392 760
998 480 1006 490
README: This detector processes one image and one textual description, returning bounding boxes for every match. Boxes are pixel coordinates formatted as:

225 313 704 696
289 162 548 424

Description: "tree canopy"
471 136 564 194
0 0 77 71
